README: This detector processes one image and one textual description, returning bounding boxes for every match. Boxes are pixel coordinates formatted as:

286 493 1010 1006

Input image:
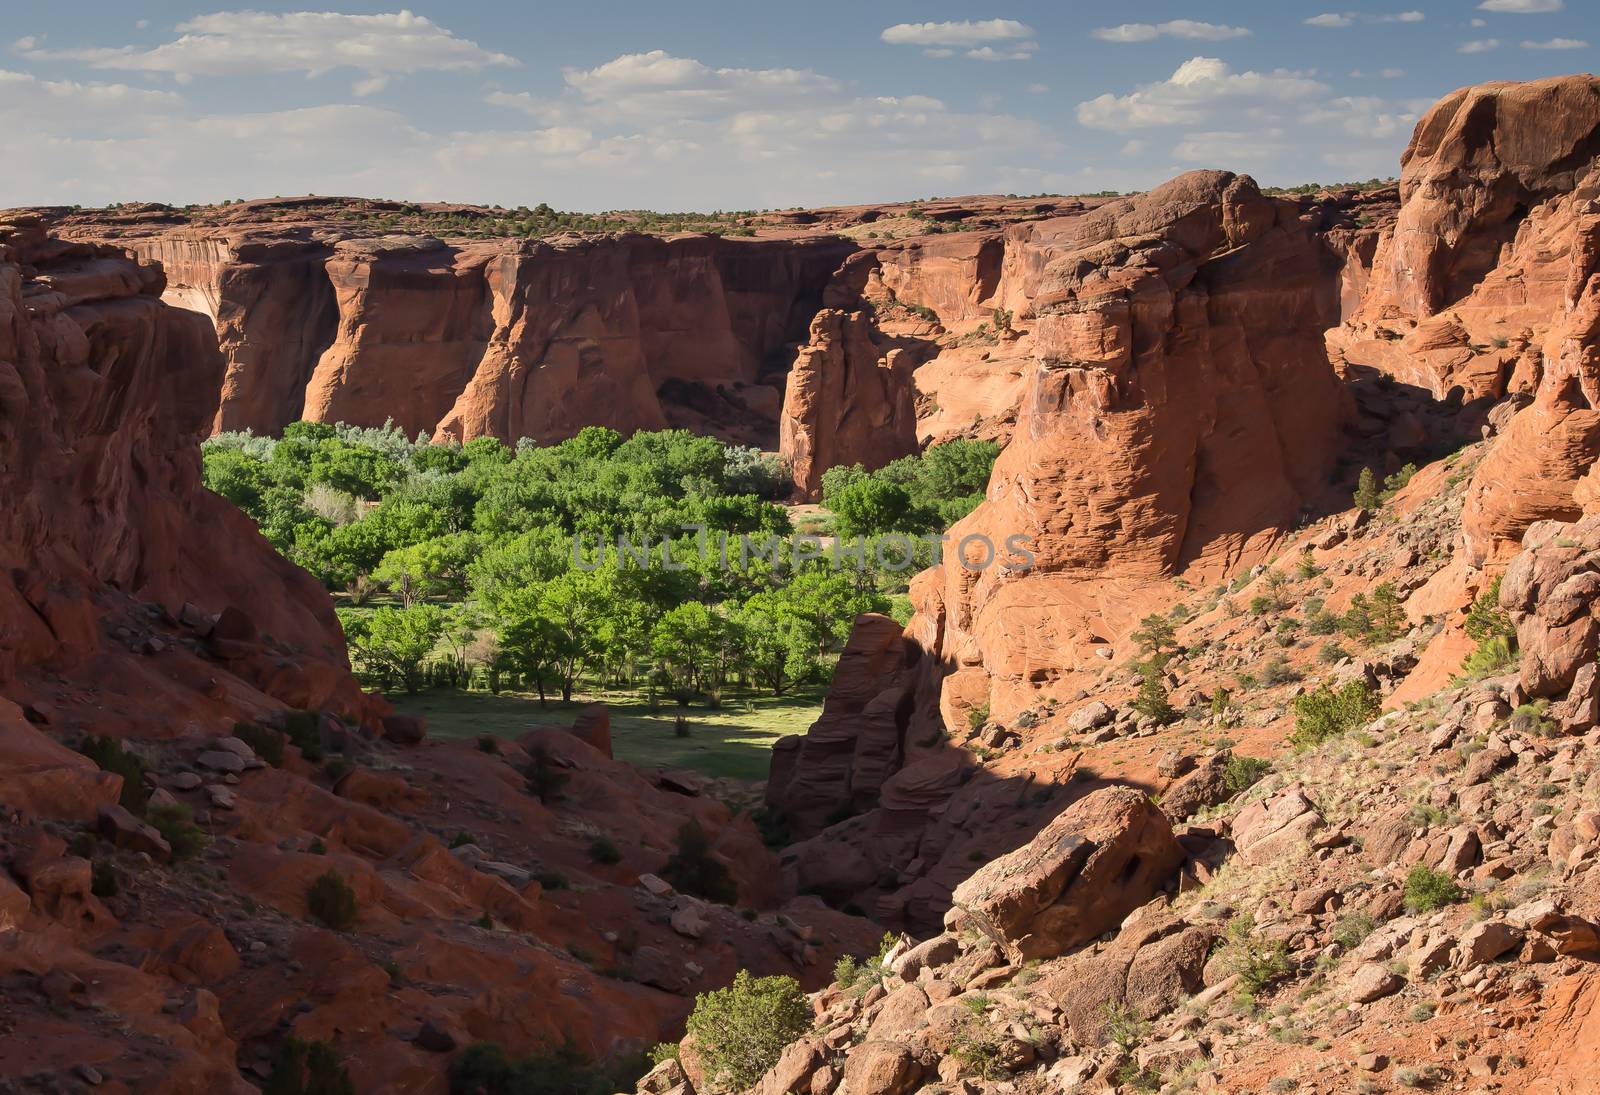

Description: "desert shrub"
966 701 991 730
90 860 119 898
661 819 737 904
446 1038 641 1095
834 932 896 996
1318 641 1351 664
1260 655 1301 686
524 746 569 803
283 710 326 761
233 722 285 767
1222 754 1271 796
1220 915 1291 998
1102 999 1149 1050
262 1037 355 1095
147 803 206 861
307 870 358 930
1331 912 1374 949
587 836 622 865
1296 550 1321 580
1353 467 1380 510
79 735 149 814
1132 613 1177 657
1458 635 1516 680
1403 865 1462 913
1289 681 1378 749
684 970 811 1093
1132 667 1175 725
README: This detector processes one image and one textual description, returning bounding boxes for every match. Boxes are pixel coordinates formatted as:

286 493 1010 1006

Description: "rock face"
91 223 856 445
0 214 364 717
945 787 1183 960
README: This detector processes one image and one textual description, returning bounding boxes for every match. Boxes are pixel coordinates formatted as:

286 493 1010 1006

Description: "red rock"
944 787 1184 960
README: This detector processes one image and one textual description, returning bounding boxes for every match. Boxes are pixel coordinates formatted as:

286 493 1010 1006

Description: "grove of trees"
204 422 998 705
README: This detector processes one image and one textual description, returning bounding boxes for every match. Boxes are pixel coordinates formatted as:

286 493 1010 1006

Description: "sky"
1 2 1596 211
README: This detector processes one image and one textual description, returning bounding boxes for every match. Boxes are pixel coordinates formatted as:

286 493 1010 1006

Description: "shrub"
283 710 325 761
147 803 206 861
1296 550 1321 580
524 746 569 803
587 836 622 865
477 735 501 754
1131 667 1175 725
1260 655 1301 686
446 1038 640 1095
1403 865 1462 913
1353 467 1380 510
1102 999 1149 1050
1458 635 1516 680
262 1037 355 1095
79 736 149 814
684 970 811 1093
1132 613 1177 657
1222 754 1271 796
661 820 737 905
1289 681 1378 749
1331 912 1374 950
90 860 119 898
673 714 691 738
966 701 991 730
232 722 286 767
1220 914 1291 998
1210 687 1232 718
307 870 358 930
1318 641 1351 664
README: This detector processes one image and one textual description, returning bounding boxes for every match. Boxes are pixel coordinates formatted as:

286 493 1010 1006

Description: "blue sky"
2 2 1595 210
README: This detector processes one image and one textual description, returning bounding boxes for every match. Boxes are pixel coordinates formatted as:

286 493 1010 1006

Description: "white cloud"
1120 139 1146 155
1522 37 1588 48
1028 82 1050 94
1077 57 1327 130
1092 21 1251 43
16 10 515 94
560 51 840 118
1300 96 1422 139
1472 17 1488 26
0 67 182 129
1350 67 1407 77
964 44 1038 61
880 19 1034 47
1173 129 1286 166
1305 10 1425 26
1459 38 1502 52
1479 0 1563 11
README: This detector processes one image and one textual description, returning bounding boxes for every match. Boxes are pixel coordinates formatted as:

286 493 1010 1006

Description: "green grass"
389 686 824 782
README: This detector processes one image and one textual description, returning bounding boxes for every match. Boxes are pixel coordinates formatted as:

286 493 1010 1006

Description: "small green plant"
1132 665 1175 725
1220 914 1291 999
147 803 206 861
587 836 622 865
1296 549 1321 580
1331 912 1374 950
1318 641 1351 664
1222 754 1271 796
79 735 149 814
1290 681 1379 749
1210 686 1233 718
90 860 119 897
661 819 737 904
283 710 325 761
262 1036 355 1095
524 746 569 803
232 722 286 767
1353 467 1381 511
1102 999 1149 1051
307 870 358 930
1458 635 1516 680
1382 463 1418 501
967 701 991 730
1403 865 1462 913
684 970 811 1093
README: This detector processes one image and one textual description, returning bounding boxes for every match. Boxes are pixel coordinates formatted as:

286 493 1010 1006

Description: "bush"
524 746 569 803
233 722 286 767
1222 754 1271 796
966 701 990 731
1404 865 1462 913
1289 681 1378 749
1353 467 1380 510
1131 667 1175 725
263 1037 355 1095
1259 655 1301 686
79 735 149 814
147 803 206 861
661 820 737 905
1331 912 1375 949
684 970 811 1093
446 1038 642 1095
90 860 119 898
1458 635 1516 680
1220 914 1291 998
284 710 326 761
587 836 622 865
307 870 358 930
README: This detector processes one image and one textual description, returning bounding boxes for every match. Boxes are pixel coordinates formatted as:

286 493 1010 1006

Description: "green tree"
1353 467 1381 511
826 477 916 538
339 604 445 693
684 971 811 1093
1132 613 1177 658
1289 680 1379 748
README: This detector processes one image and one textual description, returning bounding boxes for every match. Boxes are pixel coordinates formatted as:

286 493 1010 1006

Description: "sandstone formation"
0 217 878 1092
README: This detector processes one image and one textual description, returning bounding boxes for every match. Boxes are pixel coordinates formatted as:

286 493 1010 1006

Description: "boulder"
945 787 1184 960
96 804 172 861
382 713 428 746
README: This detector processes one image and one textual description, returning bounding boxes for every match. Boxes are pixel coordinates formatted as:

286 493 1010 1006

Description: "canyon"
4 72 1600 1095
